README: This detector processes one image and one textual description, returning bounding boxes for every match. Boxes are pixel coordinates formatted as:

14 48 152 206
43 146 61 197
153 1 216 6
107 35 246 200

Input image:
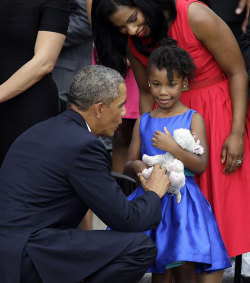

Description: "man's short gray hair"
68 65 124 111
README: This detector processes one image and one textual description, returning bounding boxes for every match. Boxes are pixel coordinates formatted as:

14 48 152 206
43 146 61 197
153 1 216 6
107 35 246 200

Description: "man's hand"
138 164 170 198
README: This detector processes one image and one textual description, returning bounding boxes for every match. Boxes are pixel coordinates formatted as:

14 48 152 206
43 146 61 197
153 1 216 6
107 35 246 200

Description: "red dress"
128 0 250 257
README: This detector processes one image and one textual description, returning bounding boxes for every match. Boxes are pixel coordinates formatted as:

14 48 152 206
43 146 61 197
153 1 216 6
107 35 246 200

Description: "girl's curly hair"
148 38 197 81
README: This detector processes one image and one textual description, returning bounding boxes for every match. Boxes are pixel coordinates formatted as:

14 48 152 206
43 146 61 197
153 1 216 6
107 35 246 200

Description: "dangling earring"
148 82 151 87
181 80 189 91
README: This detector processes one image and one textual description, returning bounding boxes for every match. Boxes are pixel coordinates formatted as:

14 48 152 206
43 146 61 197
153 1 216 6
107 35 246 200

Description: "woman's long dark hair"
91 0 177 76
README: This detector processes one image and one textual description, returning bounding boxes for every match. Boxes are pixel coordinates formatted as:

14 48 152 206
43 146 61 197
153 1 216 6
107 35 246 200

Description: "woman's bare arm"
0 31 66 103
128 51 154 114
189 2 248 174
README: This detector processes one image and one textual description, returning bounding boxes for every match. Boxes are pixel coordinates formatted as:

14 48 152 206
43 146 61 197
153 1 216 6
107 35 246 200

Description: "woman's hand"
221 133 244 174
152 127 178 153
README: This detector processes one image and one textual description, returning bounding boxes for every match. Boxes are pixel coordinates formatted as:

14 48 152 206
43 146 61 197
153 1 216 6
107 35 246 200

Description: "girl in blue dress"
125 38 231 283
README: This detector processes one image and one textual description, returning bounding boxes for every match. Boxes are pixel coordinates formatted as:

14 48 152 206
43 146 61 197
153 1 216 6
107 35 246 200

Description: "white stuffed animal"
142 128 204 203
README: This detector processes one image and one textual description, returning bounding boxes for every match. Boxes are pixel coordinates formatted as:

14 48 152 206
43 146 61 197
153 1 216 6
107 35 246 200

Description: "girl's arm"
128 51 154 114
0 31 66 103
152 113 208 174
124 117 148 178
188 2 248 174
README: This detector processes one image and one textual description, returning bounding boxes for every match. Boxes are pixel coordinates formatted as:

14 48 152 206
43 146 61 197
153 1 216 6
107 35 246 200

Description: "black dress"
0 0 69 165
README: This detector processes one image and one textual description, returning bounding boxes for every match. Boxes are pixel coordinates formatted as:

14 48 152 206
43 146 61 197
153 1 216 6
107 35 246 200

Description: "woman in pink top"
87 0 140 173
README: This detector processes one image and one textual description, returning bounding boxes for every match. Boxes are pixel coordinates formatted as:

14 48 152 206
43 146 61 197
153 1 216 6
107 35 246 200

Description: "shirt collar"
85 121 91 132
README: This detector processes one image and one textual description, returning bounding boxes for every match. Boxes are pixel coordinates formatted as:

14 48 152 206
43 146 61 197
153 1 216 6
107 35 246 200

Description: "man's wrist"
147 189 162 199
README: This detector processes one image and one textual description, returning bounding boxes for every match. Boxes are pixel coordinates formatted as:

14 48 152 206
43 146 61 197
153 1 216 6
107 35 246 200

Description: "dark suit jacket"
0 109 161 283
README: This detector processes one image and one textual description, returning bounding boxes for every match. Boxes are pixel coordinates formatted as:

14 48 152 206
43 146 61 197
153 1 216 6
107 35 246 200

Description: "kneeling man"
0 65 169 283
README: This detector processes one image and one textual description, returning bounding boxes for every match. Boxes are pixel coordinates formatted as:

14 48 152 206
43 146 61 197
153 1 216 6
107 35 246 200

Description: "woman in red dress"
91 0 250 262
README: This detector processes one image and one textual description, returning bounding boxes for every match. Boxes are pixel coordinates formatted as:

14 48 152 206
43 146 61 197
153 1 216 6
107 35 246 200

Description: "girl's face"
149 64 187 110
108 6 150 37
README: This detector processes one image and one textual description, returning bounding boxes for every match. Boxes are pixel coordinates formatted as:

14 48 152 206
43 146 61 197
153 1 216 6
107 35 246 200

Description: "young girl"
91 0 250 260
125 39 231 283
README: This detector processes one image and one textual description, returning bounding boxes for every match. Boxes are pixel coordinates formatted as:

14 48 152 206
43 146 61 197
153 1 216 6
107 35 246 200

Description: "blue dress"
127 110 231 273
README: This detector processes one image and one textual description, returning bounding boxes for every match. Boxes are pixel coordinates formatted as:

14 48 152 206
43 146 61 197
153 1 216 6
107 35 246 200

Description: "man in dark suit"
0 65 170 283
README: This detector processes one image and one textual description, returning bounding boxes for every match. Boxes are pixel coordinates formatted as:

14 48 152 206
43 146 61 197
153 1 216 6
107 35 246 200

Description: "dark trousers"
21 232 157 283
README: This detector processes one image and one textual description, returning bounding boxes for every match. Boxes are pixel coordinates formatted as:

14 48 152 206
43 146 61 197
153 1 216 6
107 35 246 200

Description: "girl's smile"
108 6 150 37
157 98 171 104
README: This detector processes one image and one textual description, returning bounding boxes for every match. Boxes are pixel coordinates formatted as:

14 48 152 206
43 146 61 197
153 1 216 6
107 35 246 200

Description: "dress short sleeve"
39 0 70 35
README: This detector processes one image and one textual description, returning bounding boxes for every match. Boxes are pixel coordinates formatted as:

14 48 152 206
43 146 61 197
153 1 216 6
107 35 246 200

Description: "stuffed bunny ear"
142 154 150 165
142 154 155 166
142 167 153 180
142 153 166 166
176 192 182 203
194 140 204 155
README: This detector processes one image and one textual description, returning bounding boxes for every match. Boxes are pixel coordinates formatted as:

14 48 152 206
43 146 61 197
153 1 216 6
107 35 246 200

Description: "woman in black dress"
0 0 70 165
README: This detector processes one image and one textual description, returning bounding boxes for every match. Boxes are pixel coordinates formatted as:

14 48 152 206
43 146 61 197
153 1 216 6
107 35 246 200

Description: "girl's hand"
133 160 148 175
152 127 178 153
221 133 244 174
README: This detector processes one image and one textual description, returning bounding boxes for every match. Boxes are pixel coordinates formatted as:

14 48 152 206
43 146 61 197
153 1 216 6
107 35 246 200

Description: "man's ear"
93 102 105 119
